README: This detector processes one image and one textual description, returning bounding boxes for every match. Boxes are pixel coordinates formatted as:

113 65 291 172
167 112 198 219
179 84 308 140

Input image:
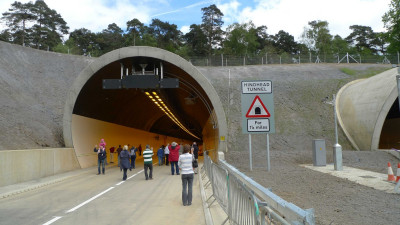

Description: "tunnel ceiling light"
145 92 199 139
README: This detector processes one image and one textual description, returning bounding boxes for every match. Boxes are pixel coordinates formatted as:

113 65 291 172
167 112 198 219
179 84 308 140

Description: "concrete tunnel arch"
336 67 400 150
63 46 227 167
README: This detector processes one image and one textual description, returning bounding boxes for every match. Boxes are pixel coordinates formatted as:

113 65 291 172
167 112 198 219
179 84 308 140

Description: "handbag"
192 159 198 168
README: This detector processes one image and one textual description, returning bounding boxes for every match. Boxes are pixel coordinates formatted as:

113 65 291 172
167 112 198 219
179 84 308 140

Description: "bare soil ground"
1 41 399 224
198 64 400 225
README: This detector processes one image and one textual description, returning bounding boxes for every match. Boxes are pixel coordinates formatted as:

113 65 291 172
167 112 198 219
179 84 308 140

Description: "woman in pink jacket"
168 142 180 175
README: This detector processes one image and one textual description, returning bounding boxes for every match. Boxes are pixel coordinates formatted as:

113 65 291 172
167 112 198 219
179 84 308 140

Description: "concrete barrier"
0 148 80 187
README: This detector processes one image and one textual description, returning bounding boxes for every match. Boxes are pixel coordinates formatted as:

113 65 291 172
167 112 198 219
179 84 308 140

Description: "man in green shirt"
143 145 154 180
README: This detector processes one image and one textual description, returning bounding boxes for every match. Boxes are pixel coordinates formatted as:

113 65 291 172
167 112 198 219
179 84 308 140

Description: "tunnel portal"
63 47 227 167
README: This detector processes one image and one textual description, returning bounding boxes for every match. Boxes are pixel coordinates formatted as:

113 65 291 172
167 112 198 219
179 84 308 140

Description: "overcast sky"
0 0 392 40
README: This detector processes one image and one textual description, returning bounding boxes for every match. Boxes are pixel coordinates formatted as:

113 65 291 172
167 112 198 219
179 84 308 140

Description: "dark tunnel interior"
72 56 213 141
380 98 400 149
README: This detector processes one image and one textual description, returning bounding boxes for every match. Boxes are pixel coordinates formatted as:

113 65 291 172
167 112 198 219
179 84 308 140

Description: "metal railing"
201 153 315 225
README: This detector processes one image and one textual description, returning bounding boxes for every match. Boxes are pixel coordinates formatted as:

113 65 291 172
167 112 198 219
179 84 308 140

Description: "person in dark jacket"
168 142 180 175
95 145 107 175
120 145 131 180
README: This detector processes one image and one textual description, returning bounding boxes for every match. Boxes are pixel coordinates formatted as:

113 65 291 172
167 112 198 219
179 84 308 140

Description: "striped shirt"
143 148 153 164
178 153 194 175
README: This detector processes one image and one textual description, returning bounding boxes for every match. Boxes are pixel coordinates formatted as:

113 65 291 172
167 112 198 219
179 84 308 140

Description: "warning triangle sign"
246 95 270 118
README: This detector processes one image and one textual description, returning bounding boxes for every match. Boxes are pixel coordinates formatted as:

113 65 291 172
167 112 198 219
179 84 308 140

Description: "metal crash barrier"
201 153 315 225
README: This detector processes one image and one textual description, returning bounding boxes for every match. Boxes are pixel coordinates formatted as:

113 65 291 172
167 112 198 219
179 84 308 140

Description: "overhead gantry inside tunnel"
63 47 227 168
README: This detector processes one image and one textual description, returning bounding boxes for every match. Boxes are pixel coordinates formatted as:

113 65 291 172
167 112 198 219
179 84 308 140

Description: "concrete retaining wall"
0 148 80 187
336 67 399 150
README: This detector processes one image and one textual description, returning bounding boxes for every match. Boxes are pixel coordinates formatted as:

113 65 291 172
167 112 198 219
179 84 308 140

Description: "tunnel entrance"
379 98 400 149
63 47 227 168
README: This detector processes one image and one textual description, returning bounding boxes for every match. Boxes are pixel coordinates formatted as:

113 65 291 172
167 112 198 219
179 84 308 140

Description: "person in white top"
164 143 170 166
178 144 195 206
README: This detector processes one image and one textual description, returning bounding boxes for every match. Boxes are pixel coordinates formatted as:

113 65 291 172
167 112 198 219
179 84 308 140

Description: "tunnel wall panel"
0 148 79 187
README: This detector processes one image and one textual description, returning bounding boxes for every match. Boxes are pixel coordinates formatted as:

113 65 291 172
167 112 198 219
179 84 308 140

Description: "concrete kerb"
0 166 93 199
302 164 400 194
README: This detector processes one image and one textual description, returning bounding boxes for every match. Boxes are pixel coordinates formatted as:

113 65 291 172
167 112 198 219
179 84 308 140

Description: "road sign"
242 80 272 94
241 80 275 134
246 95 271 118
247 119 270 132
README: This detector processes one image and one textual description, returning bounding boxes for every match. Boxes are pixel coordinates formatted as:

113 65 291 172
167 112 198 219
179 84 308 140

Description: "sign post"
241 80 275 171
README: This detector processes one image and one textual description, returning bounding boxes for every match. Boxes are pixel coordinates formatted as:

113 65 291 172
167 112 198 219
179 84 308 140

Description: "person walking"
130 145 137 169
143 145 154 180
164 143 170 166
157 145 164 166
95 145 107 175
178 144 195 206
168 142 180 175
120 145 131 180
192 142 199 174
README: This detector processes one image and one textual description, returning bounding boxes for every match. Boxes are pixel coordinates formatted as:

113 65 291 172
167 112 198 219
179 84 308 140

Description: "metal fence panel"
228 174 259 225
220 160 315 225
187 52 399 67
211 163 229 213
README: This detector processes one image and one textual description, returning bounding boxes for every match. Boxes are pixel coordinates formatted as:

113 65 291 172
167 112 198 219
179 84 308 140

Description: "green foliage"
382 0 400 53
1 0 68 50
148 18 182 51
346 25 378 54
301 20 333 54
1 1 35 45
126 18 144 46
223 22 259 56
69 28 97 55
340 68 356 75
271 30 298 54
184 24 208 56
201 4 224 55
96 23 124 53
331 35 351 53
340 67 390 78
0 2 393 59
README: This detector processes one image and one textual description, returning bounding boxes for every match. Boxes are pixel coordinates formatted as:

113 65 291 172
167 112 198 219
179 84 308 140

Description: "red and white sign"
245 95 270 118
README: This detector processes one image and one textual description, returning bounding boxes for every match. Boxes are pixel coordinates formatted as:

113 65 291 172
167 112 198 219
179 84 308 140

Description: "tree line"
1 0 399 59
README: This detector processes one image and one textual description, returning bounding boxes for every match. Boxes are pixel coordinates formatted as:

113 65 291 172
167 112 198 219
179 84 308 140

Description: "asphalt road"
0 161 206 225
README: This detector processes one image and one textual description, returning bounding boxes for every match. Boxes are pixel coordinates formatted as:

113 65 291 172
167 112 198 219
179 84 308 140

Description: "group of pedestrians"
94 139 141 180
94 138 200 206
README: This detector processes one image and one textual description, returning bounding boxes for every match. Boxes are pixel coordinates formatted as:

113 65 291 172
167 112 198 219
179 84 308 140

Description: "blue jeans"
144 163 153 180
98 159 105 174
131 156 136 169
158 156 163 165
181 173 194 205
170 161 179 175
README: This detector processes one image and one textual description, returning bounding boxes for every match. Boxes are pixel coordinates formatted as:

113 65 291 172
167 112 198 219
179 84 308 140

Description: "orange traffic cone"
396 163 400 183
388 162 396 182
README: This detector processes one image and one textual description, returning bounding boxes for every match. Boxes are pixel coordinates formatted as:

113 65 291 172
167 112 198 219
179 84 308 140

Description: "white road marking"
65 187 114 213
127 169 144 180
42 216 62 225
116 181 125 185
